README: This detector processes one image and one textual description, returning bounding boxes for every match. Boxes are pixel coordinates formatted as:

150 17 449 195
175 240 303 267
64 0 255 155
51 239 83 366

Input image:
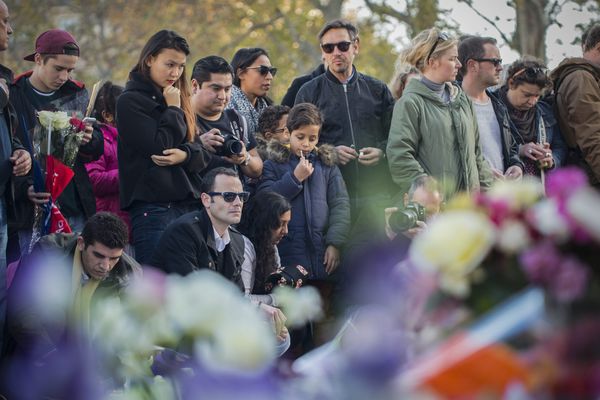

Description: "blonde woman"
386 28 492 199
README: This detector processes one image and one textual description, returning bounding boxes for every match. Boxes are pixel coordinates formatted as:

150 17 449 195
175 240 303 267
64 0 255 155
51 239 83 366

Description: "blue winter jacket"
258 142 350 280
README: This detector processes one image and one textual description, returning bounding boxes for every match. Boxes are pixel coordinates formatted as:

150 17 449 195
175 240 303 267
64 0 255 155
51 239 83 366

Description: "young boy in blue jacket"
258 103 350 280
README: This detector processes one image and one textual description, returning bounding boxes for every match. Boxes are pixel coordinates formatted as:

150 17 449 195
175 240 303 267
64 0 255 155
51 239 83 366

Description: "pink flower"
546 167 588 203
520 241 562 283
549 257 589 302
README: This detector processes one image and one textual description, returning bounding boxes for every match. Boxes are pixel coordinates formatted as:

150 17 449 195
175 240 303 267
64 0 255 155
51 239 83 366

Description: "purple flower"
519 241 562 284
546 167 588 203
549 257 589 302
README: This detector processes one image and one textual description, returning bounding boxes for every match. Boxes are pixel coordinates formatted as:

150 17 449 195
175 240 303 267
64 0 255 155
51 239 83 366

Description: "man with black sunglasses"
458 35 523 181
151 167 246 288
295 19 395 225
552 24 600 188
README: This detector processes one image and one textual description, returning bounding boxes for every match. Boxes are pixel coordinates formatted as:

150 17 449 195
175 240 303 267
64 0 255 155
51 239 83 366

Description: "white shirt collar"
213 227 231 252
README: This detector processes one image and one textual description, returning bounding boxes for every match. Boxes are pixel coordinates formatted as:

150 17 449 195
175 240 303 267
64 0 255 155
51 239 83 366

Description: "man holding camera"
384 176 443 241
191 56 262 182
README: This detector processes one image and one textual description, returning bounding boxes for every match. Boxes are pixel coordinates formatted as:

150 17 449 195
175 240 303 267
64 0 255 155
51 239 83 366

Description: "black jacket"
485 89 524 171
295 67 396 212
281 64 326 107
10 71 104 227
0 65 27 223
150 209 245 290
116 72 210 210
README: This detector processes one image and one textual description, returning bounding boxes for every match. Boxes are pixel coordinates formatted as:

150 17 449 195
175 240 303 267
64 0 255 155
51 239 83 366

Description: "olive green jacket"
386 79 493 198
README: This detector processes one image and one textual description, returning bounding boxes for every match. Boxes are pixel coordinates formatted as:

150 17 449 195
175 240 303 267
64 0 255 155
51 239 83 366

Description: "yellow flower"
410 210 496 297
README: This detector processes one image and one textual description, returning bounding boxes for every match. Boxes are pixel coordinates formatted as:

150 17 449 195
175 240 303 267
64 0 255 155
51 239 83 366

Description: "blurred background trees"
1 0 597 102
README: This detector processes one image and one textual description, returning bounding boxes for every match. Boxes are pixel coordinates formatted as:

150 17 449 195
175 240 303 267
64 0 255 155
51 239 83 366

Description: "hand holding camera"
198 128 225 153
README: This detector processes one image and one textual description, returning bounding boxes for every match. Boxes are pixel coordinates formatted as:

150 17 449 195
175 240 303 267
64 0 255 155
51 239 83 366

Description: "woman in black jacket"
116 30 210 264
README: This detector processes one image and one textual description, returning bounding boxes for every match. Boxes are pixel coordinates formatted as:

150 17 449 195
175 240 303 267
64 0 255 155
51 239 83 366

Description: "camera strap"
225 108 248 145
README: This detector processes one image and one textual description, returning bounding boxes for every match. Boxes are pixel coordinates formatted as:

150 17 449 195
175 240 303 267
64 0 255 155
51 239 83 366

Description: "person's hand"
276 326 289 342
80 124 93 145
539 142 554 169
222 146 248 165
27 185 51 205
0 78 8 98
357 147 383 166
324 245 340 274
504 165 523 180
335 145 358 165
401 220 427 239
519 142 546 161
151 148 187 166
293 153 314 182
384 207 399 241
199 128 224 153
491 167 505 181
163 86 181 108
259 303 287 337
10 149 31 176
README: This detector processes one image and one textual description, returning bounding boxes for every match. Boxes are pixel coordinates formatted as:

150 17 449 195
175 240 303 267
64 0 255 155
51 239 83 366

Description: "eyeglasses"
512 66 547 80
320 40 355 54
472 58 503 67
426 32 450 62
207 191 250 203
245 65 278 77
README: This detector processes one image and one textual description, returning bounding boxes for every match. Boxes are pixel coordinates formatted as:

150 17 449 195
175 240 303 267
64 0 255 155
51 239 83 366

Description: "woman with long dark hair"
116 30 210 264
227 47 275 136
238 190 291 304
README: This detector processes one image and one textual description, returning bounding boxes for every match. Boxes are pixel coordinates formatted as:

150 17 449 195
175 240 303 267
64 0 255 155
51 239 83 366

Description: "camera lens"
226 139 244 155
389 209 418 233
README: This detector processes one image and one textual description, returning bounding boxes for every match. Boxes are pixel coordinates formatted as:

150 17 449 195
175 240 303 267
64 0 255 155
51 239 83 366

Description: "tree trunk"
513 0 548 61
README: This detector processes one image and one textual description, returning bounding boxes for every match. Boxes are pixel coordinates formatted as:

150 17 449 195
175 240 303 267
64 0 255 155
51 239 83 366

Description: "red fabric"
45 155 74 200
49 204 71 234
45 155 74 234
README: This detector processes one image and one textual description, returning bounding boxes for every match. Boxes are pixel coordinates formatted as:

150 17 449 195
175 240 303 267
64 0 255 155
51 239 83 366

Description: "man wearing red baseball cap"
8 28 103 258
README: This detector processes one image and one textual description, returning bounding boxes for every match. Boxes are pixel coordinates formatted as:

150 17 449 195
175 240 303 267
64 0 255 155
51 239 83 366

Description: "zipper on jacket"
343 83 360 206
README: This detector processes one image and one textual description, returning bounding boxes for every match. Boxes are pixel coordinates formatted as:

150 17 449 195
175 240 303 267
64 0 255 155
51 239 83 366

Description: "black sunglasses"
512 66 547 80
246 65 277 77
473 58 503 67
426 32 450 62
321 40 355 54
208 191 250 203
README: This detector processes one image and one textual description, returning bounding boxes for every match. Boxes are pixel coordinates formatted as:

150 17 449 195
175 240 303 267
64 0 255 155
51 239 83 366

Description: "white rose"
529 198 570 242
37 110 71 130
567 187 600 242
488 178 544 211
497 219 531 254
274 286 323 328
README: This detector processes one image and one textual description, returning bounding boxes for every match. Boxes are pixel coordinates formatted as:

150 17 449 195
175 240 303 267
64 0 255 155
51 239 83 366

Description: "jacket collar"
13 70 85 92
325 65 358 85
125 71 165 102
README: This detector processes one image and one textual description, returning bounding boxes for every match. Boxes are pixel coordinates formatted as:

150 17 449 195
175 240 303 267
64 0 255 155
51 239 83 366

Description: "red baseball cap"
24 29 80 62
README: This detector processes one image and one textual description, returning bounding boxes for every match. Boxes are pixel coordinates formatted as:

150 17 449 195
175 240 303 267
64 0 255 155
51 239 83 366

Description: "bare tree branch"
456 0 515 47
217 9 285 55
363 0 412 25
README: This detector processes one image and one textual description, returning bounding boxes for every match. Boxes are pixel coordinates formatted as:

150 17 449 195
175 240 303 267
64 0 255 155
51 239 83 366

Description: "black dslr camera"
389 202 427 232
215 132 244 157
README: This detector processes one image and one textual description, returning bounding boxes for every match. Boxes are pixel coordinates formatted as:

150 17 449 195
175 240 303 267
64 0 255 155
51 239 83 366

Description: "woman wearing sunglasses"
387 28 493 200
117 30 210 264
495 58 567 176
228 47 276 136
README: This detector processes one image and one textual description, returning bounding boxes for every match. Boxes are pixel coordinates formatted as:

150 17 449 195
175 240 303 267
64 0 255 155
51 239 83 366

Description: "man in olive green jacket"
551 24 600 187
386 78 493 199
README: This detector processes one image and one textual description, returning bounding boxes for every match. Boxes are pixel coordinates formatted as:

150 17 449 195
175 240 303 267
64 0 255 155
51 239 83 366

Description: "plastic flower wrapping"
33 110 85 168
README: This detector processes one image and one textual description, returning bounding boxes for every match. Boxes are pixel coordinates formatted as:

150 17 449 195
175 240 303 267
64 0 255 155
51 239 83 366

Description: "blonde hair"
389 62 420 100
398 28 458 72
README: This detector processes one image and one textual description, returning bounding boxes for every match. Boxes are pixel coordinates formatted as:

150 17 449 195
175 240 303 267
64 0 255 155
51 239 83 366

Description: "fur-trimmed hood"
264 140 338 166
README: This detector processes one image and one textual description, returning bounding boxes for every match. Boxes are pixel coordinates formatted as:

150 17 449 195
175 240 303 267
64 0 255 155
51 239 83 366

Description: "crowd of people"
0 0 599 379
